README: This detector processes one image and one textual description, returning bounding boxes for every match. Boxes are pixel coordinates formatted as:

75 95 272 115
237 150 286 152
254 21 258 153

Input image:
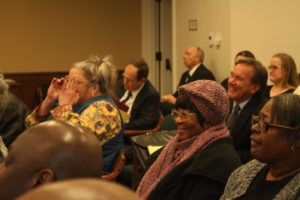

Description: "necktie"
185 74 191 83
226 104 240 129
121 92 132 104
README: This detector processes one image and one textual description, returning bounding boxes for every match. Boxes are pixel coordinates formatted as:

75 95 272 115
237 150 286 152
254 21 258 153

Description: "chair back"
101 152 126 181
124 114 164 135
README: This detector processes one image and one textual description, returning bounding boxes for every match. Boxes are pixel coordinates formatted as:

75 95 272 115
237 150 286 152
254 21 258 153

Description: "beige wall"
230 0 300 72
0 0 141 73
173 0 300 86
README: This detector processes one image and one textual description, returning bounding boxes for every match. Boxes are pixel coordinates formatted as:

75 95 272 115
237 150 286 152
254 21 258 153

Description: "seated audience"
160 45 215 115
0 120 103 200
136 80 241 200
26 55 123 174
226 58 268 163
119 59 160 130
221 94 300 199
17 178 141 200
264 53 299 99
221 50 255 90
0 73 31 147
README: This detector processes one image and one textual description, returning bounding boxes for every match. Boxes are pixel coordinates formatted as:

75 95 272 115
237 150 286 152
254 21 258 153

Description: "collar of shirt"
233 97 252 112
124 82 145 114
188 64 200 77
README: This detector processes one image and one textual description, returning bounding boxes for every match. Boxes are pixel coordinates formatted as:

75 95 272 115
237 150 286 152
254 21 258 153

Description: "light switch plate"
189 19 197 31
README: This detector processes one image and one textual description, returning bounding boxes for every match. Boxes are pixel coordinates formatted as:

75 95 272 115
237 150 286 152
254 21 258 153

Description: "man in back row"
226 58 268 163
161 45 215 115
119 59 160 130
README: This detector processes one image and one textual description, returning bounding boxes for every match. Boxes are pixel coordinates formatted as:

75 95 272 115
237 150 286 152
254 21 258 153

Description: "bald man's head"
17 178 141 200
0 120 102 200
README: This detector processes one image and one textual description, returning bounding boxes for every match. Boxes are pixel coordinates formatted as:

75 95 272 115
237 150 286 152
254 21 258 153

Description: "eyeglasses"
251 115 294 133
268 65 280 71
171 109 195 120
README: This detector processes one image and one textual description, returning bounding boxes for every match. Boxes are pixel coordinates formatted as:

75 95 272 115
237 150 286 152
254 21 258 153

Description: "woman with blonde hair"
264 53 299 98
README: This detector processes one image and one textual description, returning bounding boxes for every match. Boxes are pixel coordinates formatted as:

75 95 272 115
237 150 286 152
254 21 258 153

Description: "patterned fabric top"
221 159 300 200
26 100 122 145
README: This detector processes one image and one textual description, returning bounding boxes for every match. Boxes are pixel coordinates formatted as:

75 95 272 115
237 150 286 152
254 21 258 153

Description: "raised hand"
37 77 64 116
59 77 80 106
47 77 64 102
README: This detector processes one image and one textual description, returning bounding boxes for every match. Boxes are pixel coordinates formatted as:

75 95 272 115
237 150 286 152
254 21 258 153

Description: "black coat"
0 93 31 147
124 80 160 130
229 94 267 163
146 137 241 200
174 64 215 97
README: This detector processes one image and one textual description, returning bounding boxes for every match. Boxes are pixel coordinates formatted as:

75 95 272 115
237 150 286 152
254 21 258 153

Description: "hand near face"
59 77 80 106
47 78 64 102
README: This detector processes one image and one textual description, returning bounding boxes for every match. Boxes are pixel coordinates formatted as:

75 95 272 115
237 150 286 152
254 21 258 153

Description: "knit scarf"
136 122 230 200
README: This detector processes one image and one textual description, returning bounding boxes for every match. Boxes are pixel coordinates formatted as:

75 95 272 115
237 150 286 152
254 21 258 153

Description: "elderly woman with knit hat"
136 80 241 200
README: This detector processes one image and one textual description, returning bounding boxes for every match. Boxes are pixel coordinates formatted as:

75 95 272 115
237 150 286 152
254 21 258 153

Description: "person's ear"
139 77 146 83
250 84 260 94
90 83 100 95
32 169 55 188
203 122 211 129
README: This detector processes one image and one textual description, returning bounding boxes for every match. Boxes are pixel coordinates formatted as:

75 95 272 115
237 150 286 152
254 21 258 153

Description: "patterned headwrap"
178 80 229 126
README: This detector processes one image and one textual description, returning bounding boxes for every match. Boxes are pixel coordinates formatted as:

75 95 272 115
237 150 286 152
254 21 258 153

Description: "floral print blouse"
26 100 122 145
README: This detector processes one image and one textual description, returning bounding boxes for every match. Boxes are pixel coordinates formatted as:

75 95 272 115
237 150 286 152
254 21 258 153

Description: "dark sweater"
145 137 241 200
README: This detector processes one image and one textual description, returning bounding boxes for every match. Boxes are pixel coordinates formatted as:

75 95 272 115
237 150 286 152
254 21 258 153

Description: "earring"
91 92 95 97
291 145 295 152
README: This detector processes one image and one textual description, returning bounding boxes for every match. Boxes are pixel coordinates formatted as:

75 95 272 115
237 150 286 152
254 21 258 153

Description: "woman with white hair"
26 55 123 174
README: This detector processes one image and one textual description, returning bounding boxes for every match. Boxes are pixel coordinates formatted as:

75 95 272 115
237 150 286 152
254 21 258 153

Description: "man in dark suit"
226 58 268 163
161 45 215 115
120 59 160 130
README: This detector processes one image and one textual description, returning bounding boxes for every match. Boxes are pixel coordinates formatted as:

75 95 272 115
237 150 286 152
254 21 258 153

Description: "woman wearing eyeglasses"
136 80 241 200
264 53 299 99
221 94 300 200
26 55 123 175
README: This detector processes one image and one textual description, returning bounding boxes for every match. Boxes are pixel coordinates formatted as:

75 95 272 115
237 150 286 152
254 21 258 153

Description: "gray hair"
195 46 205 63
0 73 8 119
73 55 117 98
271 94 300 144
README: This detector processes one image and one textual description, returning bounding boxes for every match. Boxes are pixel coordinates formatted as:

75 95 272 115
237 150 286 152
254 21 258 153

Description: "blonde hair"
273 53 299 88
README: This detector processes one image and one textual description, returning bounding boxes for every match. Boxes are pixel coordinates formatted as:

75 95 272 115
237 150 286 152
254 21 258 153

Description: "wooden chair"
101 153 126 181
124 114 164 135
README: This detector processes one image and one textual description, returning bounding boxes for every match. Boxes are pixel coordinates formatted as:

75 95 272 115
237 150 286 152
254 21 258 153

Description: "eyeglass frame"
251 115 295 133
267 65 281 71
171 109 196 120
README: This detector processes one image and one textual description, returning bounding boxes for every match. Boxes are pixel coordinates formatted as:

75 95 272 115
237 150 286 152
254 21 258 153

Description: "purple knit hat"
178 80 229 125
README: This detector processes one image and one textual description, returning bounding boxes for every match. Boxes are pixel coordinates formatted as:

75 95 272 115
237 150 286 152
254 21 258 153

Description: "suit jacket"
229 94 267 163
174 64 215 97
123 80 160 130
